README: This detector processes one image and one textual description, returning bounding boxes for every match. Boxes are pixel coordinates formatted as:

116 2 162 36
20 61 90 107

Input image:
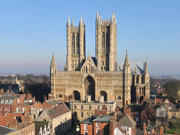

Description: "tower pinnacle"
111 11 116 23
96 11 99 20
144 58 148 75
67 16 70 26
124 51 130 66
71 18 74 26
51 52 56 67
80 16 83 25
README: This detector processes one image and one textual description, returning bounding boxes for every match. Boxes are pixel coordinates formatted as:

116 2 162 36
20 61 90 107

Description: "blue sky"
0 0 180 76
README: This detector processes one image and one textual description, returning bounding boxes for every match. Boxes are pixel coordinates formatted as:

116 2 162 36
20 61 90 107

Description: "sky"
0 0 180 76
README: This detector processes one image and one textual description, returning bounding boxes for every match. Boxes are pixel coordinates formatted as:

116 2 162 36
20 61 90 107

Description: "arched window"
100 91 107 101
73 91 80 100
84 76 95 101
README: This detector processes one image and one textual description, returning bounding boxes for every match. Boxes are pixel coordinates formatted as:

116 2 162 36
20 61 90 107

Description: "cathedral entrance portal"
84 76 95 101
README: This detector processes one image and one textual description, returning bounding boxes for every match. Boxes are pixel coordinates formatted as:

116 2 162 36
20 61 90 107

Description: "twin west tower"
50 12 150 107
66 12 117 72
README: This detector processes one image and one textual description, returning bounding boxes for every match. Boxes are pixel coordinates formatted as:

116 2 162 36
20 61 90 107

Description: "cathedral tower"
142 59 150 100
96 12 117 71
66 16 86 71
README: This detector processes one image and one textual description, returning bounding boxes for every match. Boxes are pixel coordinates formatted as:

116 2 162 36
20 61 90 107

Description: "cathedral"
50 12 150 107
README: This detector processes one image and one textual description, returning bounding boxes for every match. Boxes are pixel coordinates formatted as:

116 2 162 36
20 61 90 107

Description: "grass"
165 119 180 134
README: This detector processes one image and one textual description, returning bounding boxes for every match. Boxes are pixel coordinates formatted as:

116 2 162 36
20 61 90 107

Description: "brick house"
80 114 112 135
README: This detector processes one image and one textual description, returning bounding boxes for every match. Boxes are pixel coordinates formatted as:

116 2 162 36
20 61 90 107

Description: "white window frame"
96 122 99 127
84 124 88 130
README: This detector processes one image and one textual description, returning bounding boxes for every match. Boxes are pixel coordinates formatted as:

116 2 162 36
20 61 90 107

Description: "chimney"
109 118 115 135
143 123 146 132
86 95 91 102
123 106 131 116
126 100 129 106
99 96 104 103
160 126 164 135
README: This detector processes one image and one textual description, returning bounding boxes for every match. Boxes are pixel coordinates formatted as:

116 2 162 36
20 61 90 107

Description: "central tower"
96 12 117 71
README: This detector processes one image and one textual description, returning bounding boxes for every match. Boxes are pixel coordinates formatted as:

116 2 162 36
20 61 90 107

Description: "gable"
37 111 51 122
114 127 124 135
80 56 97 74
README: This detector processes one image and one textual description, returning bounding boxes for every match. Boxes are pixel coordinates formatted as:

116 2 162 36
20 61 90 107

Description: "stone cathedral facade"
50 12 150 107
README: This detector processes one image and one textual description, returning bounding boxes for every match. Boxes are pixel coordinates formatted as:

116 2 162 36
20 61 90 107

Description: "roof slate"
0 126 15 135
93 114 111 123
119 114 136 128
45 103 70 119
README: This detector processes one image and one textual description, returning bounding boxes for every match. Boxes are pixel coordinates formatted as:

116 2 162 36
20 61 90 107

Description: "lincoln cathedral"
50 12 150 107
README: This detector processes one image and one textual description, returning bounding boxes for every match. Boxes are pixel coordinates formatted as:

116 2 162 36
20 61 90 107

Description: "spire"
124 51 130 66
144 58 148 75
67 16 70 26
51 52 56 67
80 16 83 25
71 18 74 26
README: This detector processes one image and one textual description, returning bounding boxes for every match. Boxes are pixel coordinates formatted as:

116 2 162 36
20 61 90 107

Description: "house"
163 99 180 119
80 116 96 135
143 122 164 135
140 103 156 124
0 122 35 135
41 99 61 110
80 110 136 135
36 103 71 134
80 114 112 135
119 114 136 135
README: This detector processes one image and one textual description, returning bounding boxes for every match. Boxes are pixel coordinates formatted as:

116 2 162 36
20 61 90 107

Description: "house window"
118 96 121 100
16 107 21 113
81 105 83 109
0 107 3 112
17 99 20 104
84 131 88 135
1 100 4 104
9 100 13 104
22 107 25 113
96 122 99 127
5 100 8 104
96 129 100 134
84 124 88 130
81 112 83 117
74 105 76 109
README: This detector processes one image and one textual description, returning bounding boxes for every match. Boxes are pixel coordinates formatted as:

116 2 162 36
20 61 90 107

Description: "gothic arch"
73 91 81 100
84 76 95 101
140 96 144 104
100 91 107 101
